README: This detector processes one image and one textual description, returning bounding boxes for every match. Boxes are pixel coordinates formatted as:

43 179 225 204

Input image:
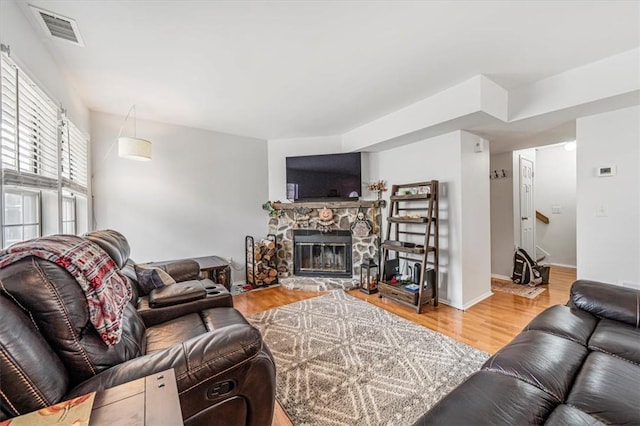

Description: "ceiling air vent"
29 5 85 47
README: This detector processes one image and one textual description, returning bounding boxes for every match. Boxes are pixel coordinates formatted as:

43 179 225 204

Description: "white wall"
460 132 492 307
370 130 491 310
91 112 268 282
489 152 514 278
576 106 640 287
0 0 89 132
535 144 576 267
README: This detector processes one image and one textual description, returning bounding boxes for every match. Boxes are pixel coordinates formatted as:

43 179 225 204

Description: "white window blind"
1 54 18 172
16 68 59 187
1 52 59 189
61 117 88 192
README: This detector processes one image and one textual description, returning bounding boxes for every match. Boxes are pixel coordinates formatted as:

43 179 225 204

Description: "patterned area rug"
491 279 546 299
248 291 489 426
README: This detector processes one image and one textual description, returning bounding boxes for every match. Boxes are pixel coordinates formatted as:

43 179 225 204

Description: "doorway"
488 142 577 282
512 143 577 269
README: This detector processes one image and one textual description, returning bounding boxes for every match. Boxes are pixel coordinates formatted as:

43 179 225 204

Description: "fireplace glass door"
293 230 352 277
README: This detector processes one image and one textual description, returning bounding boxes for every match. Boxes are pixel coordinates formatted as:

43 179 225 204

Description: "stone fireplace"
266 201 384 290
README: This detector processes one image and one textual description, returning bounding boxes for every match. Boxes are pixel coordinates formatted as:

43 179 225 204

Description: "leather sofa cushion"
145 308 250 354
566 352 640 424
524 304 598 345
544 405 605 425
0 297 69 417
588 319 640 364
416 371 558 425
146 314 207 353
483 330 587 401
84 230 131 269
148 259 200 283
201 307 250 330
570 280 640 327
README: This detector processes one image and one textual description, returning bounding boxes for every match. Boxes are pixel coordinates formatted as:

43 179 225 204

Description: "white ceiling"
17 0 640 141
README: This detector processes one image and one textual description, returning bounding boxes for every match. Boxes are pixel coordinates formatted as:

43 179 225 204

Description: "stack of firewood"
249 239 278 286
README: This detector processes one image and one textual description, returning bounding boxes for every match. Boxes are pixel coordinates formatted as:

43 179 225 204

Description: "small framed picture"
418 185 430 195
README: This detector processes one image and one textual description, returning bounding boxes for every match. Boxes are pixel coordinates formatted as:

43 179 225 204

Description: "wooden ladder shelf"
379 181 439 313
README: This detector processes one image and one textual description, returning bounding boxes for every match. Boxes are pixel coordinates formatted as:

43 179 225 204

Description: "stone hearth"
280 277 359 291
267 201 384 290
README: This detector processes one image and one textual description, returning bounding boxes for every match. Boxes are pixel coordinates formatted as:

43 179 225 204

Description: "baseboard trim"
491 274 512 282
547 263 576 269
461 291 494 311
438 290 493 311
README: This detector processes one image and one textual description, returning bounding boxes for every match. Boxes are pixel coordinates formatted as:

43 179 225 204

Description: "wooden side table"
6 369 183 426
190 256 232 290
91 369 183 425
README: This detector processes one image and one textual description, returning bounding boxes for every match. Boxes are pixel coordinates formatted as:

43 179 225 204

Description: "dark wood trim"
272 200 386 210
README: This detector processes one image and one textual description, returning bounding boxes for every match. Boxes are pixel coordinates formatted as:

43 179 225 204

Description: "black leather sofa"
414 280 640 425
0 230 276 425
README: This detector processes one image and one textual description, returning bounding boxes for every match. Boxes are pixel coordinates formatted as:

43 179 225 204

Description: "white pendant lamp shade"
118 136 152 161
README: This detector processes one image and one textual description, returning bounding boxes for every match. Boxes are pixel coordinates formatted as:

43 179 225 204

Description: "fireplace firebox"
293 230 352 277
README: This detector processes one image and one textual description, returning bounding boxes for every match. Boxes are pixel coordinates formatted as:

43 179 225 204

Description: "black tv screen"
286 152 361 201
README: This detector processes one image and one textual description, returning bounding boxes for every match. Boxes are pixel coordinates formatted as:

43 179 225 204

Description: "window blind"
1 54 18 172
61 117 88 193
1 53 60 189
15 67 59 188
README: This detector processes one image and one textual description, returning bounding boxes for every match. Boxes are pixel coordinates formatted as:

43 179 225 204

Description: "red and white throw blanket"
0 235 132 346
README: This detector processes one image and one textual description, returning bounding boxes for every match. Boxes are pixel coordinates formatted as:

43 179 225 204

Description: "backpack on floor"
511 247 543 286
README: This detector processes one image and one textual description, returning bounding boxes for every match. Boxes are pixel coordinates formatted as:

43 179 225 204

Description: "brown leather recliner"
0 230 276 425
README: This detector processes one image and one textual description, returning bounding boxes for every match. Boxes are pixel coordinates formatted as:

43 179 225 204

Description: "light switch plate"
597 165 616 177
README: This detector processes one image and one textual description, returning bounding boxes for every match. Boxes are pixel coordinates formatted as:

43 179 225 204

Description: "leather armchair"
0 230 276 425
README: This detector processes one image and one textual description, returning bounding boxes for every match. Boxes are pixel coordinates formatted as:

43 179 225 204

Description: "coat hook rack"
489 169 508 179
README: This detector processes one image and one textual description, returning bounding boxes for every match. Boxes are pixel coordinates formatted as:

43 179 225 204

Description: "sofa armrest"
138 280 233 326
148 259 200 282
148 282 206 308
67 323 275 423
570 280 639 327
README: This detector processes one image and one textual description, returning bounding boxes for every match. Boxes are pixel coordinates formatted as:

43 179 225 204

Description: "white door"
519 157 535 256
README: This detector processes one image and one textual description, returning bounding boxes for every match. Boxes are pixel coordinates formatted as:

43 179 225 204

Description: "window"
61 195 76 235
0 47 89 246
2 188 40 248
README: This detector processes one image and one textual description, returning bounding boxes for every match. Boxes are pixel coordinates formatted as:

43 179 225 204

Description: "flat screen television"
286 152 361 201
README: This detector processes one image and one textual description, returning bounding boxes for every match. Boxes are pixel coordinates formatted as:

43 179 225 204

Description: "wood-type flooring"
233 266 577 426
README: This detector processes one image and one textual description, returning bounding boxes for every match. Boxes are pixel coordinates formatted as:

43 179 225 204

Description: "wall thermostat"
597 165 616 177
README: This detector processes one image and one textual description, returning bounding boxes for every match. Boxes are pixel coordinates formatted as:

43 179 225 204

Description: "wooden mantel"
272 200 386 210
